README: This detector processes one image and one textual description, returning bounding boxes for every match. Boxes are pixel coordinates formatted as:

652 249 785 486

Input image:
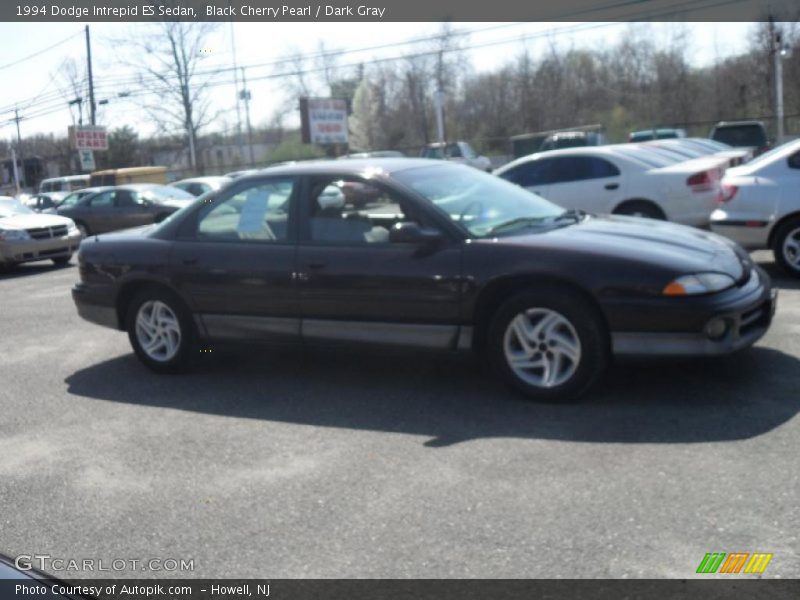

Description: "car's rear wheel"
126 289 194 373
486 288 609 402
614 200 666 220
773 217 800 278
52 255 71 267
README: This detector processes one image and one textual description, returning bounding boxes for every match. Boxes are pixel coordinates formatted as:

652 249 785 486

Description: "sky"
0 21 755 142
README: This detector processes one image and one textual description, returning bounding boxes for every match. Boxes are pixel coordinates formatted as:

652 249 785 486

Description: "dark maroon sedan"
72 159 776 402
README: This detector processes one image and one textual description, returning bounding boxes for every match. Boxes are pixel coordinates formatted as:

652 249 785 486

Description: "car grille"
26 225 69 239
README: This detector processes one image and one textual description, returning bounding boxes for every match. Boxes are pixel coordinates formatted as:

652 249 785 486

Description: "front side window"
307 177 423 244
196 179 294 242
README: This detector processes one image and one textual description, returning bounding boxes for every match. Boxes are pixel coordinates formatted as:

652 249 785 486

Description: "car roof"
173 176 231 184
236 157 446 179
713 120 765 128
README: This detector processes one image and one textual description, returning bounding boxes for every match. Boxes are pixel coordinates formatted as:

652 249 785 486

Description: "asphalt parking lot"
1 252 798 579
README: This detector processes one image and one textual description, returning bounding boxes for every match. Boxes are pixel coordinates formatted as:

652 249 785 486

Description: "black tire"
772 216 800 278
125 288 195 373
613 200 666 220
485 287 609 402
52 255 71 267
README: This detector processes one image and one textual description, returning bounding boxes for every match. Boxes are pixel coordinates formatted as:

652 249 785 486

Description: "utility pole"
434 50 445 145
230 20 245 161
13 108 24 188
85 25 96 126
241 67 255 166
768 16 786 145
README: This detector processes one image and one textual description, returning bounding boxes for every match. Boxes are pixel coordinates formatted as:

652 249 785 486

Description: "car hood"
0 213 74 230
502 215 749 281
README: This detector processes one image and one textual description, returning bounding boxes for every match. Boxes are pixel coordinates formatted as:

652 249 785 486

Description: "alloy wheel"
135 300 182 362
782 226 800 271
503 308 582 388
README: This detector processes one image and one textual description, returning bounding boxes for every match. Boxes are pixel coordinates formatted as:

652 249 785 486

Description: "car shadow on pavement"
65 344 800 448
0 262 74 279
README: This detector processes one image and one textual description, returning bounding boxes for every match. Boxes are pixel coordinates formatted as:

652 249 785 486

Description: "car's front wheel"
486 288 609 402
773 216 800 278
52 255 71 267
126 289 194 373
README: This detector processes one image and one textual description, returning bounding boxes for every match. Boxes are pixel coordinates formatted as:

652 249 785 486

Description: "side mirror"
389 222 443 244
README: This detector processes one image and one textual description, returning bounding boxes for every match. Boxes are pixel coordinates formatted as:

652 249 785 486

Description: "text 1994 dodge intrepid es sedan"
72 159 777 401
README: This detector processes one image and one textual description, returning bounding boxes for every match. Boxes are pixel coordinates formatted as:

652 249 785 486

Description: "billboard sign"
68 125 108 151
300 98 349 145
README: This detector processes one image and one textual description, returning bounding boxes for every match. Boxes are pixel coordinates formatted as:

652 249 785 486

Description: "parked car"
56 184 195 236
664 138 752 167
170 176 232 197
420 141 492 171
22 192 68 212
47 187 110 214
339 150 406 159
539 130 607 151
710 121 770 155
494 146 727 226
0 196 82 268
711 139 800 277
629 128 687 142
38 174 89 193
225 168 261 179
72 159 775 402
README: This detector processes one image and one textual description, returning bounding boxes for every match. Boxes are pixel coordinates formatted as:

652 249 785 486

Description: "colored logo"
696 552 773 574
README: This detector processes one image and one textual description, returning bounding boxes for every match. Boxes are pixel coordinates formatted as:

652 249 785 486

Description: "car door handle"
605 183 619 190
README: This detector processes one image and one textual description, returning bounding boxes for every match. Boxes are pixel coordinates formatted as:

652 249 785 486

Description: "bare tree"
121 21 219 173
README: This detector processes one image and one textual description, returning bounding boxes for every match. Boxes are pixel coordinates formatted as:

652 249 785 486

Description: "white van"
39 175 90 193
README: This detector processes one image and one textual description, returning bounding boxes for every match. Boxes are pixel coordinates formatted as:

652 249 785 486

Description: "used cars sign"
300 97 349 145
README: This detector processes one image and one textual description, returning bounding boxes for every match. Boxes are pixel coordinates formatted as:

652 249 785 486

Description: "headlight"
0 228 31 241
663 273 735 296
67 221 80 235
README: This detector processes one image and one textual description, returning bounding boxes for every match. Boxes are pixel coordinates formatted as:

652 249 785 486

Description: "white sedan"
710 139 800 277
0 197 82 269
494 145 728 227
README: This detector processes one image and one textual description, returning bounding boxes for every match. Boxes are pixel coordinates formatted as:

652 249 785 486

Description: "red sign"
68 126 108 151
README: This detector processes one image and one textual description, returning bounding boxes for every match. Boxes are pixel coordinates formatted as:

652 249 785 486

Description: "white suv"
711 139 800 277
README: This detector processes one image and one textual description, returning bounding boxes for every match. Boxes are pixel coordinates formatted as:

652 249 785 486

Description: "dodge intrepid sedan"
72 159 776 401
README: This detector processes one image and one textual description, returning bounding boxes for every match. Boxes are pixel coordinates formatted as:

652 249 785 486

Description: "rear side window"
788 151 800 170
711 125 767 148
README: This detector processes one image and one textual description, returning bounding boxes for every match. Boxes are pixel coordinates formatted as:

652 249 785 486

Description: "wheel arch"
471 274 610 352
115 278 193 331
767 211 800 249
612 198 668 219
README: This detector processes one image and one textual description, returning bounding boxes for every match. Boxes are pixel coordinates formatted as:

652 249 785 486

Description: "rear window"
609 146 676 168
711 125 767 148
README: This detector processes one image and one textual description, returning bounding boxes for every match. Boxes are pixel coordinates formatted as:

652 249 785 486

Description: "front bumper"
72 282 120 330
0 233 82 264
609 266 776 356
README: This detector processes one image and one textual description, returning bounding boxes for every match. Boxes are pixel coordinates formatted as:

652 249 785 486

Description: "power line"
0 29 83 71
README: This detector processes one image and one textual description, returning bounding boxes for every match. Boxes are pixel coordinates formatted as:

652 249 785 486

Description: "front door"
169 176 300 343
295 175 463 349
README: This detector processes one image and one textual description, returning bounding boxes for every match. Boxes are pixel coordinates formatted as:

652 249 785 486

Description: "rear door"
80 190 117 233
545 156 624 213
112 189 155 229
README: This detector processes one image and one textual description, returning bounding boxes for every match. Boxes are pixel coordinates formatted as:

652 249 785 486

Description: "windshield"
393 164 565 238
0 199 34 218
736 139 800 173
